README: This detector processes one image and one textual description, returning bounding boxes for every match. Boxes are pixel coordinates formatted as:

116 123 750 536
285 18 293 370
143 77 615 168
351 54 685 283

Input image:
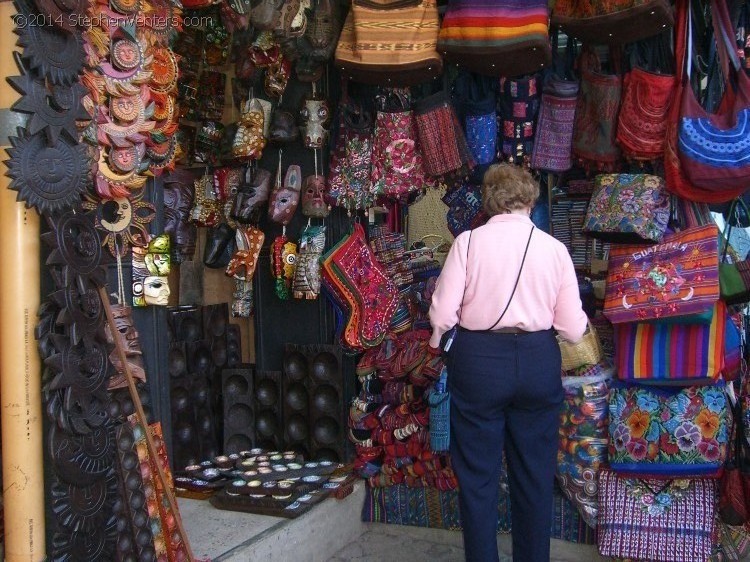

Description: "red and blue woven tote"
598 467 718 561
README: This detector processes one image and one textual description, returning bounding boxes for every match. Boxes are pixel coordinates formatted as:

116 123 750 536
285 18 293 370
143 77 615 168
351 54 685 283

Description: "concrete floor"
328 523 605 562
179 483 606 562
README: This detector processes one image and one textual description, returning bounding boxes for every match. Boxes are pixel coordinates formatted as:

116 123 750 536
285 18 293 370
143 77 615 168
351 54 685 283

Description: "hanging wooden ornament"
100 30 152 97
8 54 91 143
94 149 148 199
146 136 180 175
109 0 140 14
132 234 171 307
270 234 297 300
109 92 143 123
301 150 329 218
42 210 104 278
292 223 325 299
150 47 179 94
15 0 85 86
34 0 88 32
268 150 301 224
108 144 144 174
6 129 89 214
81 187 156 257
96 103 153 148
143 0 181 44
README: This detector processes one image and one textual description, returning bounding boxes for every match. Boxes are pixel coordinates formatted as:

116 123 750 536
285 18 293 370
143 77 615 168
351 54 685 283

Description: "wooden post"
0 2 46 559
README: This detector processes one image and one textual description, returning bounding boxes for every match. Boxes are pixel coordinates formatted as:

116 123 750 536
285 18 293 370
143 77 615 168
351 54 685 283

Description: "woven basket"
420 234 450 265
558 320 603 371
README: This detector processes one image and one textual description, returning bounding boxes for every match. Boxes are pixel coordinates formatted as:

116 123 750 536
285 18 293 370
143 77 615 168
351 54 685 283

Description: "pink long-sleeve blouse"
428 213 588 348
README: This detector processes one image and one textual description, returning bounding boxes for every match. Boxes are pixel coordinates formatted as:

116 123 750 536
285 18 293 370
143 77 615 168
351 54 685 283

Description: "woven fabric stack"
349 329 458 490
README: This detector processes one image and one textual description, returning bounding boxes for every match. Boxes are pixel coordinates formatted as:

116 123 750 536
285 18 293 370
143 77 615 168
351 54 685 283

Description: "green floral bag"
608 382 731 477
583 174 670 244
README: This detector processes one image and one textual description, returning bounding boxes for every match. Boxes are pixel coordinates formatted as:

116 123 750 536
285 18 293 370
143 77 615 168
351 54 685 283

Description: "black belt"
492 327 528 334
458 326 529 335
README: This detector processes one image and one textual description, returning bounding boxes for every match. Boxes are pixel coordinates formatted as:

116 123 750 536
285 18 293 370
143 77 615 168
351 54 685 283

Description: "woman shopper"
429 163 587 562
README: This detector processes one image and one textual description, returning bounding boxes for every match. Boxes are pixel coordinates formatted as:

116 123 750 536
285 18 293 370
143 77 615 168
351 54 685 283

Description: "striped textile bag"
552 0 673 46
334 0 442 86
597 467 718 561
603 224 720 324
614 301 727 384
436 0 551 77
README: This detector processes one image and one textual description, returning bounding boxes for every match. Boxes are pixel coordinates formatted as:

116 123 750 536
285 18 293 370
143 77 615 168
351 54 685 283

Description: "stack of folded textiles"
348 328 458 490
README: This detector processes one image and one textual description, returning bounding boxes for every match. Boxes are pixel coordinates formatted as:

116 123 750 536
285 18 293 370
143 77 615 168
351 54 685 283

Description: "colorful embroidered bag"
572 47 623 172
414 84 474 177
552 0 674 45
334 0 442 86
719 400 750 526
530 31 579 172
327 93 376 211
437 0 551 77
370 90 435 199
321 224 399 350
557 369 612 529
720 199 750 306
583 174 670 244
598 467 718 561
711 521 750 562
498 74 541 166
616 33 676 161
608 381 730 476
531 78 579 173
666 0 748 204
442 181 484 237
613 301 728 384
452 71 497 167
677 0 750 194
603 224 720 324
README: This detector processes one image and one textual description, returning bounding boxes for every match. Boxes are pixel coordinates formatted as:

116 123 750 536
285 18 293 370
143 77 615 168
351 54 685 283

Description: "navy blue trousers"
448 328 563 562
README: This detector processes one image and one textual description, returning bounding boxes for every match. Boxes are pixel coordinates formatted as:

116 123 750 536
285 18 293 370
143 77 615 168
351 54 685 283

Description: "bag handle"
488 226 534 330
454 224 534 332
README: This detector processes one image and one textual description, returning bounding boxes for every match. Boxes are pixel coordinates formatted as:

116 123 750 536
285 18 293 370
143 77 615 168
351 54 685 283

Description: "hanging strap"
455 231 473 327
115 239 126 305
487 225 534 331
453 224 534 335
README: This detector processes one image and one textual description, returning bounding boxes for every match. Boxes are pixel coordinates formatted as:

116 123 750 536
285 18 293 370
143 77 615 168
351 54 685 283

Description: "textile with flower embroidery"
327 116 376 211
608 383 731 476
583 174 670 244
321 223 399 351
598 467 717 561
370 101 435 200
624 478 692 516
604 224 720 324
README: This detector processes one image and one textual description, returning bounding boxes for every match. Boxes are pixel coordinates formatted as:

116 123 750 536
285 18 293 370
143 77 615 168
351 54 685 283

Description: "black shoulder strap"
488 225 535 331
456 230 472 326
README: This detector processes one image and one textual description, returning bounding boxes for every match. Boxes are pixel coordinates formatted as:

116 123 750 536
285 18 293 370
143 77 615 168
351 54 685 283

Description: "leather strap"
488 225 534 331
455 224 535 331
